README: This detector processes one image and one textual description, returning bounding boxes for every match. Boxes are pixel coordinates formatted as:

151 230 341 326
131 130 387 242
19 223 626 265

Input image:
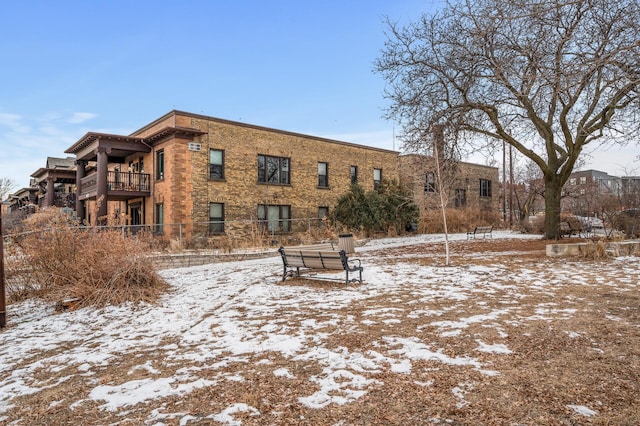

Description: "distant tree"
331 181 419 236
0 177 17 201
512 158 545 221
376 0 640 239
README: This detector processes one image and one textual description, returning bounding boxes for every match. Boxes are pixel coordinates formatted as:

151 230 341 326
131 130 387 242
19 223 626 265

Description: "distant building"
561 169 627 216
399 154 500 214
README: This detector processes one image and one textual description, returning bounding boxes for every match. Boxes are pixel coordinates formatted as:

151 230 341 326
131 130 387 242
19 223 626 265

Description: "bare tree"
0 177 17 201
511 157 545 223
376 0 640 239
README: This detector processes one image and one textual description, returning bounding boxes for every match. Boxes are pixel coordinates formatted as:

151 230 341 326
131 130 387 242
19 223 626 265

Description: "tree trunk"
544 175 563 240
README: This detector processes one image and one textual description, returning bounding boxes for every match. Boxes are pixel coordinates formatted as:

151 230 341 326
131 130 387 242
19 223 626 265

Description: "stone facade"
117 111 399 242
399 154 500 214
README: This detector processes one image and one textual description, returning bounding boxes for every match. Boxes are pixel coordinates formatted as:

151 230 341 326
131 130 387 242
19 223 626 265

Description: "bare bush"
420 208 500 233
580 240 610 260
6 209 168 307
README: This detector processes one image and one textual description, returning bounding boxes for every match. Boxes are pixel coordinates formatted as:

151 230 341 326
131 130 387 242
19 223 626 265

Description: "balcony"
79 171 151 201
38 192 76 209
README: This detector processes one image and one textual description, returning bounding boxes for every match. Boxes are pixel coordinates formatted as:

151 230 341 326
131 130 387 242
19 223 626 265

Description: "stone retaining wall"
546 240 640 257
151 250 277 269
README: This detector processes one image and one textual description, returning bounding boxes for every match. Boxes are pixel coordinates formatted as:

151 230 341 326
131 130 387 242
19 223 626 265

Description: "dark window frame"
455 188 467 208
257 204 291 232
373 168 382 189
318 162 329 188
209 202 225 234
424 172 437 193
209 149 225 180
479 179 492 197
155 202 164 235
156 150 165 180
350 165 358 185
258 155 290 185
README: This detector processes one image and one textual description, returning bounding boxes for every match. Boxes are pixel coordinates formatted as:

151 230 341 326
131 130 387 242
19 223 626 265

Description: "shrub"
331 181 419 236
419 208 500 233
5 208 168 307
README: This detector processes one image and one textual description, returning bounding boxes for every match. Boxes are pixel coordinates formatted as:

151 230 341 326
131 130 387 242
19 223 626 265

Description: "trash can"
338 233 355 254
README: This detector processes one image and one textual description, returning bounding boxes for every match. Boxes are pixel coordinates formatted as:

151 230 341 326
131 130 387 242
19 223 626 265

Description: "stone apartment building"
399 154 500 214
63 110 399 243
6 110 502 242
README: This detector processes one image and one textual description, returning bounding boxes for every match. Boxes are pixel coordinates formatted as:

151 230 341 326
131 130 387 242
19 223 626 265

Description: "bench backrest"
279 248 347 270
475 226 493 233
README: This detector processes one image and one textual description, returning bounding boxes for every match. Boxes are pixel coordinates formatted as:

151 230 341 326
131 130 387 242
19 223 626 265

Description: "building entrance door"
130 204 142 233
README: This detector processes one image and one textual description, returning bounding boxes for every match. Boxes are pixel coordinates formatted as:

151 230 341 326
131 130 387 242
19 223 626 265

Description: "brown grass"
4 208 168 307
2 237 639 425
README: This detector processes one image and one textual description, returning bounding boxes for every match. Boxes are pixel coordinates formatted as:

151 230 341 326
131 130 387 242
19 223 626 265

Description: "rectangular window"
155 203 164 235
209 149 225 180
373 168 382 189
258 155 290 184
318 206 329 228
350 166 358 185
570 178 577 186
424 172 436 193
580 176 587 184
479 179 492 197
209 202 225 234
318 162 329 187
258 204 291 232
455 189 467 208
156 150 164 180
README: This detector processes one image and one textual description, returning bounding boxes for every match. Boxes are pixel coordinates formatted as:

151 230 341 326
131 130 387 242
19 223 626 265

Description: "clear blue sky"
0 0 637 191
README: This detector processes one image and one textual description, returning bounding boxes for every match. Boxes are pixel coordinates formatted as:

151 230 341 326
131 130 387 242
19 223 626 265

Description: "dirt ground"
2 237 639 425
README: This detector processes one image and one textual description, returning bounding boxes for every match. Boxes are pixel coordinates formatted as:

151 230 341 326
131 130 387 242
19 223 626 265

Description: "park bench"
558 221 583 238
466 225 493 239
278 246 363 284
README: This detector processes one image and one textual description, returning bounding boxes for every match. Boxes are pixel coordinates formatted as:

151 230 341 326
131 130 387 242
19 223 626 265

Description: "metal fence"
2 217 333 250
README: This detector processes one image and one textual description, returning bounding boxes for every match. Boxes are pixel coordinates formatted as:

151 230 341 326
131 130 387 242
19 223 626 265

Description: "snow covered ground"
1 231 638 424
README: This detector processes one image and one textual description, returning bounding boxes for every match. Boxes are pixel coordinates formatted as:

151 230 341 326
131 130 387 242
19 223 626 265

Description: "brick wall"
399 154 500 213
126 111 400 242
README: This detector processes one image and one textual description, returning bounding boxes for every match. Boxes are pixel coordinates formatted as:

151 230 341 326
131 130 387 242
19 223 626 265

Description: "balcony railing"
79 171 151 199
107 171 150 192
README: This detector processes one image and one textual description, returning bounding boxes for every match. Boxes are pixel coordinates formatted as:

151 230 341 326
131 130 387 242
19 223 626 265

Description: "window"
479 179 492 197
155 203 164 235
209 149 224 180
258 155 290 184
258 204 291 232
350 166 358 185
580 176 587 184
318 162 329 187
424 172 436 193
570 178 577 186
455 189 467 208
318 206 329 228
156 150 165 180
209 202 225 234
373 168 382 189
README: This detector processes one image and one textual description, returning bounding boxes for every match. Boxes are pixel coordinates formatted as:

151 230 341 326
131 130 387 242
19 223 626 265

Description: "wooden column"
96 147 109 222
75 160 87 221
45 177 55 207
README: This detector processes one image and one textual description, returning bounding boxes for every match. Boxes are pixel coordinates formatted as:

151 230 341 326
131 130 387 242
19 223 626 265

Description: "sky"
1 231 621 422
1 0 639 192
